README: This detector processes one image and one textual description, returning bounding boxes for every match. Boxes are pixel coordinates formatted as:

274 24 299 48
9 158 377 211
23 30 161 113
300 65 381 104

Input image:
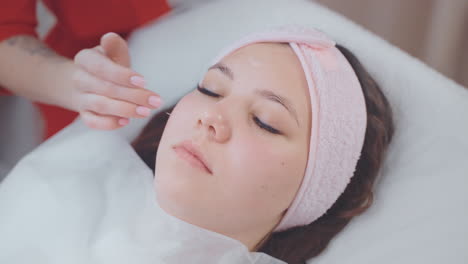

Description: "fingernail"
136 106 151 116
148 96 162 108
130 76 146 88
118 118 129 126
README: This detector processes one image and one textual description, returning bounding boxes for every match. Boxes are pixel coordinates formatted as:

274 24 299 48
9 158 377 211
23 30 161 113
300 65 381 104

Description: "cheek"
227 135 304 208
155 95 198 169
162 95 199 135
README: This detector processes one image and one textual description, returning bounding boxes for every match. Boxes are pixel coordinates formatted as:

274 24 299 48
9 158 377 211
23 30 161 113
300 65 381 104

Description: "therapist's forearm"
0 35 75 109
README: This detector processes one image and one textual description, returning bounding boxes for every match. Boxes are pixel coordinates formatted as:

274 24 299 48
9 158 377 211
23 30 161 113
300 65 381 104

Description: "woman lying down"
128 26 395 263
0 26 394 264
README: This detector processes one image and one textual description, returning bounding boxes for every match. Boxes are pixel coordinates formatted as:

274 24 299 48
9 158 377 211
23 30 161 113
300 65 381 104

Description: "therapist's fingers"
74 47 145 90
73 69 162 110
92 45 105 55
80 110 129 130
79 93 153 119
100 32 131 67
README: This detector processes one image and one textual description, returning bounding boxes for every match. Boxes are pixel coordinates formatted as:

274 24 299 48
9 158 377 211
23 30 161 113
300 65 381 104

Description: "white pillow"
2 0 468 263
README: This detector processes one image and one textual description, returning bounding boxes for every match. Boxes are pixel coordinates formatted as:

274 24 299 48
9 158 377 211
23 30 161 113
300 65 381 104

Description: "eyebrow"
208 63 300 127
209 63 234 80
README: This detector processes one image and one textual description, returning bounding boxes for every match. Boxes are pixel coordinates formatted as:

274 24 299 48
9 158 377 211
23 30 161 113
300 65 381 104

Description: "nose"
197 106 231 143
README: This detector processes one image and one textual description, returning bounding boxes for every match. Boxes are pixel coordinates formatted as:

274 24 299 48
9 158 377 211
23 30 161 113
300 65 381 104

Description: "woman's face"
154 43 311 249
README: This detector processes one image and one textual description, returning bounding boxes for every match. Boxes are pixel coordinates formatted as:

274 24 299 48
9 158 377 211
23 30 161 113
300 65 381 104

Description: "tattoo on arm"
4 35 63 60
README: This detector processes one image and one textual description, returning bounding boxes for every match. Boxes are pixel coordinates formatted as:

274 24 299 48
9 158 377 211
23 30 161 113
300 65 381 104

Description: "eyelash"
196 85 281 135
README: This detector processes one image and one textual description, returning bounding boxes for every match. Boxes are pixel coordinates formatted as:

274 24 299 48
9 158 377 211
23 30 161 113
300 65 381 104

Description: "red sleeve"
0 89 12 95
0 0 38 42
0 0 38 96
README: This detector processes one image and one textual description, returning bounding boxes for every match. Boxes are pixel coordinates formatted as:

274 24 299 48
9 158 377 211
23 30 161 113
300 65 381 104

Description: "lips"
172 140 212 174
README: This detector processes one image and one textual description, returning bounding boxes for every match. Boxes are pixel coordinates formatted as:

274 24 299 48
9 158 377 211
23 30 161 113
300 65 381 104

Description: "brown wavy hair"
131 44 394 264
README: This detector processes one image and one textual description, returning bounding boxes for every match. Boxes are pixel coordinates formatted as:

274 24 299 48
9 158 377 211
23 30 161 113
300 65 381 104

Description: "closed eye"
196 85 281 135
197 85 220 98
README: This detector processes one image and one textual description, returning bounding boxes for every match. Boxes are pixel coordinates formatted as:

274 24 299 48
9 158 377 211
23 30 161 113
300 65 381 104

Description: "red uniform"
0 0 171 139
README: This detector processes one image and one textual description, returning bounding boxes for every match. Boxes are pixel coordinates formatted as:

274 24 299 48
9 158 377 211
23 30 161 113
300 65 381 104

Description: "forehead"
218 43 311 127
223 43 299 76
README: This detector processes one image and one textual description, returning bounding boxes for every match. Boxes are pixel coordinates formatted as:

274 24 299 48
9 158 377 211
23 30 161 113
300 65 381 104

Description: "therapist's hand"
73 32 163 130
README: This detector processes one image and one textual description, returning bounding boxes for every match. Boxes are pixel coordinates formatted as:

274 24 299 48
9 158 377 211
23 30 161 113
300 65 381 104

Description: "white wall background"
314 0 468 88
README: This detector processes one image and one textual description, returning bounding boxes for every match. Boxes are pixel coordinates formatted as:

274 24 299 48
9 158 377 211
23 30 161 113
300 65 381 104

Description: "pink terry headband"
207 26 367 232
